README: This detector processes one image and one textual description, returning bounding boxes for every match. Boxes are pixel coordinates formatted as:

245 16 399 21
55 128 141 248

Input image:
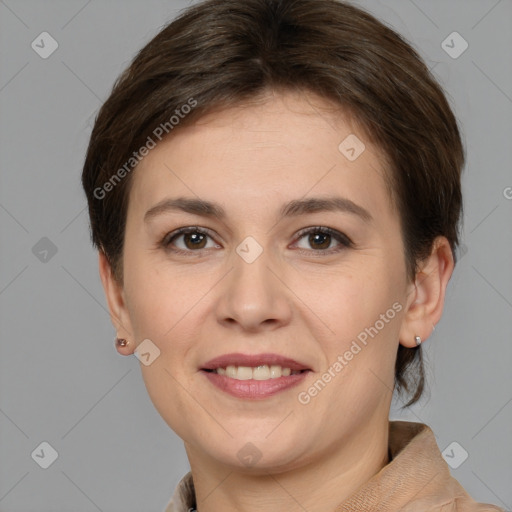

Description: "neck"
185 418 390 512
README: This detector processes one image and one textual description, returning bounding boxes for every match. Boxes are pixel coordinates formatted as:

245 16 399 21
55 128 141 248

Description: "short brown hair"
82 0 465 406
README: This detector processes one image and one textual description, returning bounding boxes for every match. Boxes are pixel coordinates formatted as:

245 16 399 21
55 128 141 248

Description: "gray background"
0 0 511 510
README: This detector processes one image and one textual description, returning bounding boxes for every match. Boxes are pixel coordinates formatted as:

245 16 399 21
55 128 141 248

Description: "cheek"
299 261 404 394
123 251 216 357
304 276 401 409
298 260 400 333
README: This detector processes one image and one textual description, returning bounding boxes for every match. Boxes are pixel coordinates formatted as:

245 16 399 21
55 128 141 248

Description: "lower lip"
201 370 310 399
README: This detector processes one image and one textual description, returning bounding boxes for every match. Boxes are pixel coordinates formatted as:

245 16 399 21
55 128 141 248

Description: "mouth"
202 365 309 380
200 353 311 398
201 352 311 376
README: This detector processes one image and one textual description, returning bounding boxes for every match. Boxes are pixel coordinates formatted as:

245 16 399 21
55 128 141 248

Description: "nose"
215 244 293 333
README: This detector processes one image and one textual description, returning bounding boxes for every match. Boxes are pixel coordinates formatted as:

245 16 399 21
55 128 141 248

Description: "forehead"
128 90 393 219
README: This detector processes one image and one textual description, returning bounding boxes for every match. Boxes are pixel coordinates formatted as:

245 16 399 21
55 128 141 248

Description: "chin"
214 434 309 471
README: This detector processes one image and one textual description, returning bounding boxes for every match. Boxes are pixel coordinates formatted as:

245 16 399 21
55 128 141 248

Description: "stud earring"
116 337 128 347
414 335 421 346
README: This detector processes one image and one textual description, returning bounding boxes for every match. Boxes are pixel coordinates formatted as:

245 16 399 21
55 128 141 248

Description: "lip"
202 370 310 399
201 352 311 371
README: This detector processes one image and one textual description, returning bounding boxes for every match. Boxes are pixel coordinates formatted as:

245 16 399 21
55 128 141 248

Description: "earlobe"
398 237 454 348
98 251 134 355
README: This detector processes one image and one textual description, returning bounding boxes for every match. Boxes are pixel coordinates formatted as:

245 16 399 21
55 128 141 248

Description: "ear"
98 251 135 356
399 236 454 348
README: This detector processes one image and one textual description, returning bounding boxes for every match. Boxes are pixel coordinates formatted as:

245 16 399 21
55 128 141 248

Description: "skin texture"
99 89 453 512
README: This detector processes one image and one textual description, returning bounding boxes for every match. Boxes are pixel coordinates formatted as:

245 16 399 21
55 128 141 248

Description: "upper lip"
201 353 311 371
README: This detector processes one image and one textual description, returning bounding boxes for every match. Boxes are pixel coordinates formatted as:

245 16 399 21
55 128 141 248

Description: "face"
106 90 419 472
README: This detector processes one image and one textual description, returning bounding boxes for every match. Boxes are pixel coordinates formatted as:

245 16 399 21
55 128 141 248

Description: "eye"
160 225 353 256
293 226 353 254
161 227 220 254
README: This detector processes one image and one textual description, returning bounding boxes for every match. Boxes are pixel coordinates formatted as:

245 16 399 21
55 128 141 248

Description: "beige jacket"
164 421 504 512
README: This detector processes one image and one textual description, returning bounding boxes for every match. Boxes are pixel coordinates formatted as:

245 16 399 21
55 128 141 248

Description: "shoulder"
387 422 505 512
398 494 505 512
452 496 506 512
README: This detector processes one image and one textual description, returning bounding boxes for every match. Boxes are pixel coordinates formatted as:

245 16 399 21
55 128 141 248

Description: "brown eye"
182 232 207 250
294 227 352 253
308 232 332 250
163 227 218 253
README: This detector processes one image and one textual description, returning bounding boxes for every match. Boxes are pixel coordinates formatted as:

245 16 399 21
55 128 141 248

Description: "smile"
205 365 306 380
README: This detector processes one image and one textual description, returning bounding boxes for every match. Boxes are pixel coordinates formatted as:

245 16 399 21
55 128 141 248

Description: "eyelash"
160 226 353 257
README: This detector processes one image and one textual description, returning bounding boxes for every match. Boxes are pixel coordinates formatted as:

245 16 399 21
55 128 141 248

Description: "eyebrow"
144 196 372 223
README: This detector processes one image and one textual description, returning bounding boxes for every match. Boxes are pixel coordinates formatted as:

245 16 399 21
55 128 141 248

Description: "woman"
81 0 504 510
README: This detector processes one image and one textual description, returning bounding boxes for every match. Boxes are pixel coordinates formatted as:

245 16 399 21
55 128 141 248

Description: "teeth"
253 365 270 380
215 365 300 380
